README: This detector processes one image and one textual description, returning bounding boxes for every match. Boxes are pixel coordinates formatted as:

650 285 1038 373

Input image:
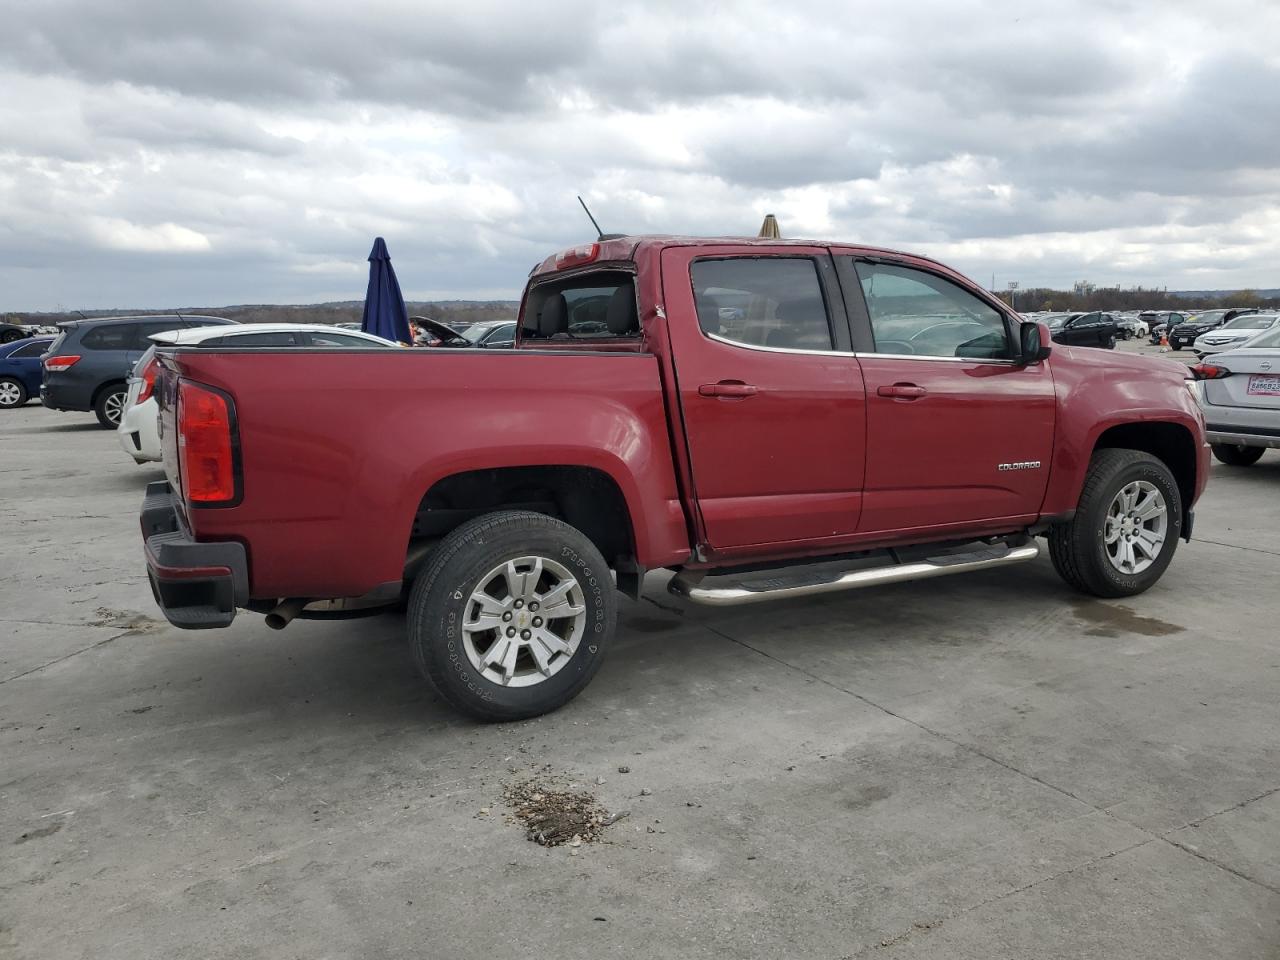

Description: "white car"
118 323 398 464
1193 323 1280 466
1192 313 1280 358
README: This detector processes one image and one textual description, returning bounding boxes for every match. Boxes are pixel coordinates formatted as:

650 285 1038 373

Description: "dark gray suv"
41 315 236 427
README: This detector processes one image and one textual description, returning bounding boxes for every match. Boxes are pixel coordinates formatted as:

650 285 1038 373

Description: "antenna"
75 309 87 320
577 195 604 241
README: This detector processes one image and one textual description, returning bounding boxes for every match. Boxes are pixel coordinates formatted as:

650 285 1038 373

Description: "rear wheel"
1049 449 1182 598
407 510 616 722
94 384 128 428
1211 443 1265 466
0 329 22 344
0 377 28 407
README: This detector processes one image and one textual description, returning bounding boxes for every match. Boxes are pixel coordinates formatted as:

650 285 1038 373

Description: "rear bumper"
39 380 90 411
1206 427 1280 449
118 396 161 462
141 481 248 629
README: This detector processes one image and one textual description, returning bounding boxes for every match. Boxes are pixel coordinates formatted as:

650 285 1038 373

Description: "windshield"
1043 314 1071 329
1247 326 1280 349
1190 311 1225 323
1221 314 1275 330
459 324 491 344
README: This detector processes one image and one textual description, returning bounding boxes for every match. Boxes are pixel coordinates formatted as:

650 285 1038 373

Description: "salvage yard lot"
3 385 1279 959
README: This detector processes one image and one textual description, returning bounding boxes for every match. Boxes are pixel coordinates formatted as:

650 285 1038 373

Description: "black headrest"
539 294 568 337
606 283 639 335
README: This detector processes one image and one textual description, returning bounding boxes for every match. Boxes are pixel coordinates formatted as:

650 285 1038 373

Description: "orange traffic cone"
1159 333 1168 346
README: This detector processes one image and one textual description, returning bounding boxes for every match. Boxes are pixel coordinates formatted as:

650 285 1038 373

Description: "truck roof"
531 235 958 278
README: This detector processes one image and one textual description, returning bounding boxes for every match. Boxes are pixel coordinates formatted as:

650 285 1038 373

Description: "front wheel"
407 510 616 721
0 377 28 407
1211 443 1264 466
1049 449 1182 598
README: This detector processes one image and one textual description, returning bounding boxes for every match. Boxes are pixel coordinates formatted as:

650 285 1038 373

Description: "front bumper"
141 481 248 629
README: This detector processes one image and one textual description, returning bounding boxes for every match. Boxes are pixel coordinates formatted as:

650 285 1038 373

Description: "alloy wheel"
1103 480 1167 575
461 555 586 687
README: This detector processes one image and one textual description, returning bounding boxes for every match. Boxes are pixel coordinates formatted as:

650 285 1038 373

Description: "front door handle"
699 381 758 398
877 383 926 400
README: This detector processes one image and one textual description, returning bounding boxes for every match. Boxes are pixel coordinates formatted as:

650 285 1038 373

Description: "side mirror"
1018 321 1052 365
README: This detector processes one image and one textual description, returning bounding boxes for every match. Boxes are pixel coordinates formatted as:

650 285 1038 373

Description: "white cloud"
1 0 1279 309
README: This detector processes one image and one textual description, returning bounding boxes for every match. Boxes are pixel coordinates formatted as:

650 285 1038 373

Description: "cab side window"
690 257 833 351
854 262 1011 360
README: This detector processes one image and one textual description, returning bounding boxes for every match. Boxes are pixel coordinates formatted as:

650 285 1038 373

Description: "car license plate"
1247 375 1280 396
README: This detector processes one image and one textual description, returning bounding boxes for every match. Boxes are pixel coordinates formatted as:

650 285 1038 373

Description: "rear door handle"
877 383 926 399
699 381 758 398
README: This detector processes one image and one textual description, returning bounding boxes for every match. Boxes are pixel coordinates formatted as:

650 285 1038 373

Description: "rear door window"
81 324 138 350
306 331 382 347
10 341 50 358
204 331 302 347
690 257 833 351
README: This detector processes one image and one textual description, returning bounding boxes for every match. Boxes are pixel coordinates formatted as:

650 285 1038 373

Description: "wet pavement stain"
1070 600 1185 637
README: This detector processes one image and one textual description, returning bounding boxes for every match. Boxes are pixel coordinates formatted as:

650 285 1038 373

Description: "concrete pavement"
2 399 1278 960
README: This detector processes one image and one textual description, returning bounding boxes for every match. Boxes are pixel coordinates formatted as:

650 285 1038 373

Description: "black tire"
94 383 128 428
407 510 616 722
1048 449 1182 598
1211 443 1265 466
0 329 23 344
0 376 28 408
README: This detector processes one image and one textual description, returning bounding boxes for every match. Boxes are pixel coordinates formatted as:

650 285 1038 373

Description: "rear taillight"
1191 363 1231 380
177 381 238 505
136 357 160 404
43 355 81 372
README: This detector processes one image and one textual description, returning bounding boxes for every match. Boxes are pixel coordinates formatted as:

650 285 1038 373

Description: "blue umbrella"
360 237 411 343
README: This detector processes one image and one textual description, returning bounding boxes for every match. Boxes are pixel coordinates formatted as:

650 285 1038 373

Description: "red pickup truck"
140 236 1209 720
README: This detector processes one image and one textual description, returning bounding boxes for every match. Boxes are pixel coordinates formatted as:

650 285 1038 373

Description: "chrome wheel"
0 381 21 406
104 391 126 424
461 555 586 688
1103 480 1167 575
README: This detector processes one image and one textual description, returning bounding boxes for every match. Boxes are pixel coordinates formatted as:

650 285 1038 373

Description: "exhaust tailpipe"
265 598 308 631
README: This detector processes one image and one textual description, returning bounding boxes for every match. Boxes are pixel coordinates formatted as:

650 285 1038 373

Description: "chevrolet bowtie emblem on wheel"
998 461 1042 471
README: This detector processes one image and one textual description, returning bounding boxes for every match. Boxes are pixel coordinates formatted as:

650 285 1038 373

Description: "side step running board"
669 539 1041 607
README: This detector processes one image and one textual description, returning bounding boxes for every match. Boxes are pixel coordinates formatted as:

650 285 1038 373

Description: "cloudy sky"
2 0 1280 310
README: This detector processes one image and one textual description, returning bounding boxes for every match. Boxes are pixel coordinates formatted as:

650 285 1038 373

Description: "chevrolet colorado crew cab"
140 236 1209 721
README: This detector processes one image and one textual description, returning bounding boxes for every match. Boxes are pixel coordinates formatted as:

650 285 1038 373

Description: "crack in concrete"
1192 536 1280 557
852 837 1158 956
0 632 131 686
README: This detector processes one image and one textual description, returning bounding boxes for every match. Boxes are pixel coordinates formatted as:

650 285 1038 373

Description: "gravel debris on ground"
501 777 617 847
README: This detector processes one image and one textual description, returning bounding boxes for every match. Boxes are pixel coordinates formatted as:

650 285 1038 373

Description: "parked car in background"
1168 308 1258 350
1143 311 1188 344
1192 313 1280 358
1192 325 1280 466
118 323 398 464
412 317 474 347
41 315 238 427
1115 315 1149 340
1043 312 1119 348
0 337 54 408
1 322 37 344
461 321 518 348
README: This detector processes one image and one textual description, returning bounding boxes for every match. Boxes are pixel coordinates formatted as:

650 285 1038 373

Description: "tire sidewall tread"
1049 449 1182 598
407 510 616 722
